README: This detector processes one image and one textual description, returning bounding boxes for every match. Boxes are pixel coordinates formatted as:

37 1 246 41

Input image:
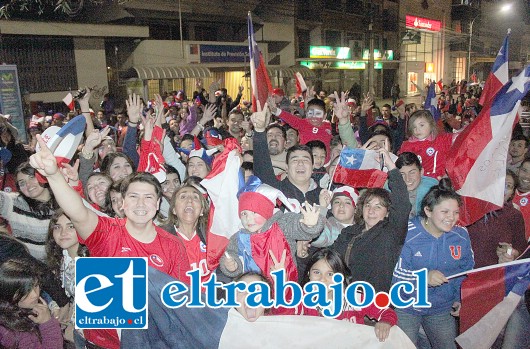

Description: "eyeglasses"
306 109 325 118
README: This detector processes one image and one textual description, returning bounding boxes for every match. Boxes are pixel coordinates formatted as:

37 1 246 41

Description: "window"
325 30 342 47
297 29 311 58
325 0 342 11
2 36 77 93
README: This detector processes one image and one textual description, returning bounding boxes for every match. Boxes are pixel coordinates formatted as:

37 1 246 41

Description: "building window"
2 36 77 93
452 57 465 83
324 0 342 11
298 29 310 58
325 30 342 47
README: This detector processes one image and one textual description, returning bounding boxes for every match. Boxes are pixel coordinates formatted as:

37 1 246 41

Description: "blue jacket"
414 176 439 217
392 216 474 315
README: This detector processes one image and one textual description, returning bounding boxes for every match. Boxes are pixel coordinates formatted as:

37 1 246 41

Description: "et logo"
75 257 148 329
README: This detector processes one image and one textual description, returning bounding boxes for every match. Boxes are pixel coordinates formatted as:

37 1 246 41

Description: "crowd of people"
0 77 528 349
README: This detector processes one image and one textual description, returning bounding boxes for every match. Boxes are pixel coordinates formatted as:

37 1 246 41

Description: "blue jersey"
392 216 474 315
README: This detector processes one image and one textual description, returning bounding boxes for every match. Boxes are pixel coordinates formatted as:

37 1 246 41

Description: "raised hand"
376 147 395 171
332 91 350 123
201 103 217 123
196 79 203 90
154 94 165 124
361 93 374 112
300 202 320 227
84 126 111 152
238 84 244 93
141 110 157 142
60 159 80 185
269 249 287 272
250 101 270 133
29 135 59 177
78 87 92 111
126 93 143 124
266 96 278 114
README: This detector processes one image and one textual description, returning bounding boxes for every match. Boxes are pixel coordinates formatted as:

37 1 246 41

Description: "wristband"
196 123 204 131
128 122 138 127
81 111 90 114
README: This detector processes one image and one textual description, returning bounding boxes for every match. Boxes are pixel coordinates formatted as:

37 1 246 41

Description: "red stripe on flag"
333 165 388 188
459 267 506 333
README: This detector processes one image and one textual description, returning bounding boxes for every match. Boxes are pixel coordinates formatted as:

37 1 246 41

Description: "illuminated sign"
362 49 394 60
425 62 435 73
405 15 442 32
300 61 383 70
309 46 351 59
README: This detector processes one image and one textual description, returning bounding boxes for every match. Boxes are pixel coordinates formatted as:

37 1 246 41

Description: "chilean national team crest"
520 197 528 207
426 147 435 156
149 254 164 267
449 245 462 260
199 241 207 253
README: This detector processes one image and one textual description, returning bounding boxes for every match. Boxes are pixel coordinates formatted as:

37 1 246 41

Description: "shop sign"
199 45 249 63
309 46 351 59
406 15 442 32
300 61 383 70
0 65 25 142
362 49 394 60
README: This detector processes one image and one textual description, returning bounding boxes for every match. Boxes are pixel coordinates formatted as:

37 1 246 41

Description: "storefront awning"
267 66 315 79
132 66 212 80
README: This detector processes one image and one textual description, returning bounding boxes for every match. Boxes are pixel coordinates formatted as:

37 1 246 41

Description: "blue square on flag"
75 257 148 329
340 148 365 170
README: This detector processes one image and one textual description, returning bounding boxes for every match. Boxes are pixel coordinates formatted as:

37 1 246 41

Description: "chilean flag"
201 138 244 270
478 29 510 108
248 12 272 112
446 65 530 226
333 148 397 188
62 92 75 111
424 82 441 121
455 259 530 349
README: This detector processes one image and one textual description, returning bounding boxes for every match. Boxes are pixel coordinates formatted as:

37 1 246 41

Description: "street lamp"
466 2 513 81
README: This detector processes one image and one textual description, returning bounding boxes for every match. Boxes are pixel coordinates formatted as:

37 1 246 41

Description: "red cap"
272 88 285 97
238 192 274 220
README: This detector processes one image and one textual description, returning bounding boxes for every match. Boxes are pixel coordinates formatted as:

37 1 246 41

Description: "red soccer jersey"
513 190 530 241
175 230 210 282
82 217 191 349
399 133 453 179
279 110 333 157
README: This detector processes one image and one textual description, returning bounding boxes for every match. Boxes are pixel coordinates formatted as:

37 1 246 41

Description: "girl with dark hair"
46 209 89 348
0 258 63 348
100 152 134 182
295 248 397 342
0 162 59 261
392 178 474 349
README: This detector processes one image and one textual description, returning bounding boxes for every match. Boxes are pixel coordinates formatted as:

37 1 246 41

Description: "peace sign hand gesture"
269 249 287 272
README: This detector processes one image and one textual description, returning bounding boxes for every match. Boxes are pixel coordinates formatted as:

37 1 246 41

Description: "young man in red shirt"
29 135 190 349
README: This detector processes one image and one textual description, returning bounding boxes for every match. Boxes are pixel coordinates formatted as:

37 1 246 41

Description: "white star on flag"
346 155 355 165
507 69 530 94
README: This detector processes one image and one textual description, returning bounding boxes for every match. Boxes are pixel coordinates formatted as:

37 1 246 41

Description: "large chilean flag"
201 138 244 270
478 29 510 108
446 65 530 226
455 258 530 349
248 12 272 112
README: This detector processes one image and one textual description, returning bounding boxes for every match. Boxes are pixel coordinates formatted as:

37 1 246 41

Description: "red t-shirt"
175 230 210 282
513 190 530 241
399 133 453 179
279 111 333 156
82 217 191 349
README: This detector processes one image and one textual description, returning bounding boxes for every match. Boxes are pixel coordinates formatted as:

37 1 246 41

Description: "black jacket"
330 169 411 293
252 131 321 206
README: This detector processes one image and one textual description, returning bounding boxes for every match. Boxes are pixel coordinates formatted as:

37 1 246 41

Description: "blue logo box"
75 257 148 329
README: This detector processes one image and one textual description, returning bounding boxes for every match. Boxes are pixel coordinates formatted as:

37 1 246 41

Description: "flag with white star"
447 64 530 226
333 148 397 188
423 82 441 121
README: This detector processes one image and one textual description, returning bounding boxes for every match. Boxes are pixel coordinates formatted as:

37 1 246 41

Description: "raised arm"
250 102 281 189
29 135 98 240
78 88 95 137
334 91 358 148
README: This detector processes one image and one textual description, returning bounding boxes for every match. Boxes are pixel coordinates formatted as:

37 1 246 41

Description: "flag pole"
327 146 344 191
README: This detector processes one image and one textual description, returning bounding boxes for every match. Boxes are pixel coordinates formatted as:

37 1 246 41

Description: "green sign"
0 65 25 142
300 61 383 70
309 46 351 59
